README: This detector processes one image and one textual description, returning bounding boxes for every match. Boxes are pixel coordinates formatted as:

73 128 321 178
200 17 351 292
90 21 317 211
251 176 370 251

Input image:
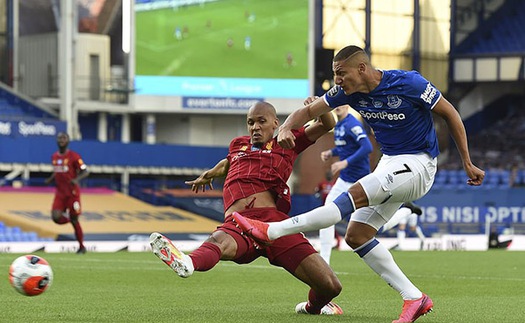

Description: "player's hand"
464 163 485 186
330 160 348 176
320 149 332 162
303 96 319 106
277 127 296 149
185 174 213 193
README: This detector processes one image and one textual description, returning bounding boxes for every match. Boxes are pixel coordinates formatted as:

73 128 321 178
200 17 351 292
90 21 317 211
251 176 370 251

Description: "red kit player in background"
45 132 89 254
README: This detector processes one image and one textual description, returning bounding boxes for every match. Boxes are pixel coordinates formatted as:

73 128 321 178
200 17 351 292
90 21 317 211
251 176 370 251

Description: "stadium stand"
437 94 525 188
0 221 53 242
455 0 525 54
0 186 220 242
1 0 524 247
0 83 58 120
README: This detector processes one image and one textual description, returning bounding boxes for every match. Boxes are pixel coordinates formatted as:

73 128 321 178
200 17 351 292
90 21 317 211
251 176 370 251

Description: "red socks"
189 242 221 271
72 222 84 248
306 289 333 314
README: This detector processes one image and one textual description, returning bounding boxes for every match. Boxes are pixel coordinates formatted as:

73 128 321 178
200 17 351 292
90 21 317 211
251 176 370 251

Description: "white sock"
415 226 425 242
358 239 422 300
268 203 342 240
397 230 406 242
319 225 335 264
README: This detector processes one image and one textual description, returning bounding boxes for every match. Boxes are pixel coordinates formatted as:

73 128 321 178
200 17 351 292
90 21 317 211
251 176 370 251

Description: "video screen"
135 0 309 100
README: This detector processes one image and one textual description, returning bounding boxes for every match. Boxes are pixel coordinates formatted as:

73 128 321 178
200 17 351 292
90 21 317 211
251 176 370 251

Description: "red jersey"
223 127 313 214
51 150 87 197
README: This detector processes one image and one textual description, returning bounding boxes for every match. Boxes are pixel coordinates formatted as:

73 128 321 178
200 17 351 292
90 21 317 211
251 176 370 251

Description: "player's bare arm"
432 96 485 186
320 149 333 161
185 158 230 193
44 173 55 185
278 98 332 149
330 160 348 175
71 169 89 186
303 95 319 106
304 111 336 142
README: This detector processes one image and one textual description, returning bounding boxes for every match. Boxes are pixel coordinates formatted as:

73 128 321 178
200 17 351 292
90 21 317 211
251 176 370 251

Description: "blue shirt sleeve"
406 71 442 110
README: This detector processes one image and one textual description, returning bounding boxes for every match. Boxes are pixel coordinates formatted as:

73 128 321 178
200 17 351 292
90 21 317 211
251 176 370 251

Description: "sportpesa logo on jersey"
359 110 406 121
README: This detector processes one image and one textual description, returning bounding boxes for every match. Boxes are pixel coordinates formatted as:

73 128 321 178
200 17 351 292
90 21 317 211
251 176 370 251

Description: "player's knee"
318 275 342 298
51 212 62 223
344 233 360 249
345 230 374 249
331 278 343 296
208 231 237 257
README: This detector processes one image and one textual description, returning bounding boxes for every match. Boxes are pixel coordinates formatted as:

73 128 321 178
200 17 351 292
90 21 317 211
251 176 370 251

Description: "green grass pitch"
1 250 524 322
135 0 309 78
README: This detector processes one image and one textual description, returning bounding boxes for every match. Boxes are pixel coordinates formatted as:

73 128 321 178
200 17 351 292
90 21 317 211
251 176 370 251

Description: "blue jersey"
332 114 371 182
323 70 441 158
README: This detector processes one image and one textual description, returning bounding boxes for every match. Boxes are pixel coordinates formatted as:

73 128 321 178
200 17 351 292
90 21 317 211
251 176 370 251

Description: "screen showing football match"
135 0 309 99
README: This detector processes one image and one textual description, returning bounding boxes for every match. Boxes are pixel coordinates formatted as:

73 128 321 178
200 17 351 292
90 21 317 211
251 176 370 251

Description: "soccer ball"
9 255 53 296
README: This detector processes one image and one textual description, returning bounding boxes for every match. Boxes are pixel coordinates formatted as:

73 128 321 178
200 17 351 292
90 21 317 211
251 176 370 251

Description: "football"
9 255 53 296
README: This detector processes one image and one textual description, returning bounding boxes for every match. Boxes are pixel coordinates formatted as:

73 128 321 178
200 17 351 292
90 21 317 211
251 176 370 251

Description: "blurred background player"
285 52 296 68
174 26 182 40
150 101 344 315
45 132 89 254
244 36 251 50
314 171 334 203
381 202 425 250
317 102 372 264
314 171 342 253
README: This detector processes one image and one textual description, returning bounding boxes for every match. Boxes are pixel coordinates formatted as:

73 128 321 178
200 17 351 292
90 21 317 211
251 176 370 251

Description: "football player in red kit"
45 132 89 254
150 101 344 315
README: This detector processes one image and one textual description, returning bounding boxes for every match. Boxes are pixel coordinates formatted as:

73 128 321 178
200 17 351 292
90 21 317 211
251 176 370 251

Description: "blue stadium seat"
433 171 447 188
443 169 464 189
499 170 511 188
518 170 525 186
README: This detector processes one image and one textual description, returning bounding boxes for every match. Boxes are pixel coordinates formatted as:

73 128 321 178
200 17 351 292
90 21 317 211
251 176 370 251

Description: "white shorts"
387 207 418 228
351 153 436 230
400 212 418 227
325 177 354 204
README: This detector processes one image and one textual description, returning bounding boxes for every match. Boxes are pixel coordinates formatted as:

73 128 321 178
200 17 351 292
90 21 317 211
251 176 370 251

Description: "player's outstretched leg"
392 293 433 323
295 301 343 315
149 232 194 278
231 212 272 245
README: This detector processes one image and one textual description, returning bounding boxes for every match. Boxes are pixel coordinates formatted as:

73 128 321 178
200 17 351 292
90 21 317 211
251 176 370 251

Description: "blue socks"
333 192 356 219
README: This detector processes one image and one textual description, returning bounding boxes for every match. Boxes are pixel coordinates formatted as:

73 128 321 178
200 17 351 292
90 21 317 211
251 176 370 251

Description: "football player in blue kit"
316 102 372 265
233 45 485 323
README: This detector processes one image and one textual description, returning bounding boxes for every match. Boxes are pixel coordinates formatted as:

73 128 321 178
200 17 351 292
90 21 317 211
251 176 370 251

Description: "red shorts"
218 207 317 273
52 194 82 216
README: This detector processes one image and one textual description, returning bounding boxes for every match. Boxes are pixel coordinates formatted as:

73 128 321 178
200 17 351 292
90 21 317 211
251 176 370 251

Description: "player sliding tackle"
233 45 485 323
150 101 344 315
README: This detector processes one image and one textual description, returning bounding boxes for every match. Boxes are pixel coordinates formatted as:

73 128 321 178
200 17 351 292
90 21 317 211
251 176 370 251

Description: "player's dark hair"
334 45 366 62
57 132 70 139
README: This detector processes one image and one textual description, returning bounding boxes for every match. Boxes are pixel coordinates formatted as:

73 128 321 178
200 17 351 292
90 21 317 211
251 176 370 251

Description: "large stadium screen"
134 0 310 108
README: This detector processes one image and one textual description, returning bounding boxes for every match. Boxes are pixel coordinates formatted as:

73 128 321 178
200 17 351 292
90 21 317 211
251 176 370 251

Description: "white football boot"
149 232 194 278
295 301 343 315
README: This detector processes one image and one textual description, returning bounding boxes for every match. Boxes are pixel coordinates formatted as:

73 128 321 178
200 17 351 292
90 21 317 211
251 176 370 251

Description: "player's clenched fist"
277 127 296 149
